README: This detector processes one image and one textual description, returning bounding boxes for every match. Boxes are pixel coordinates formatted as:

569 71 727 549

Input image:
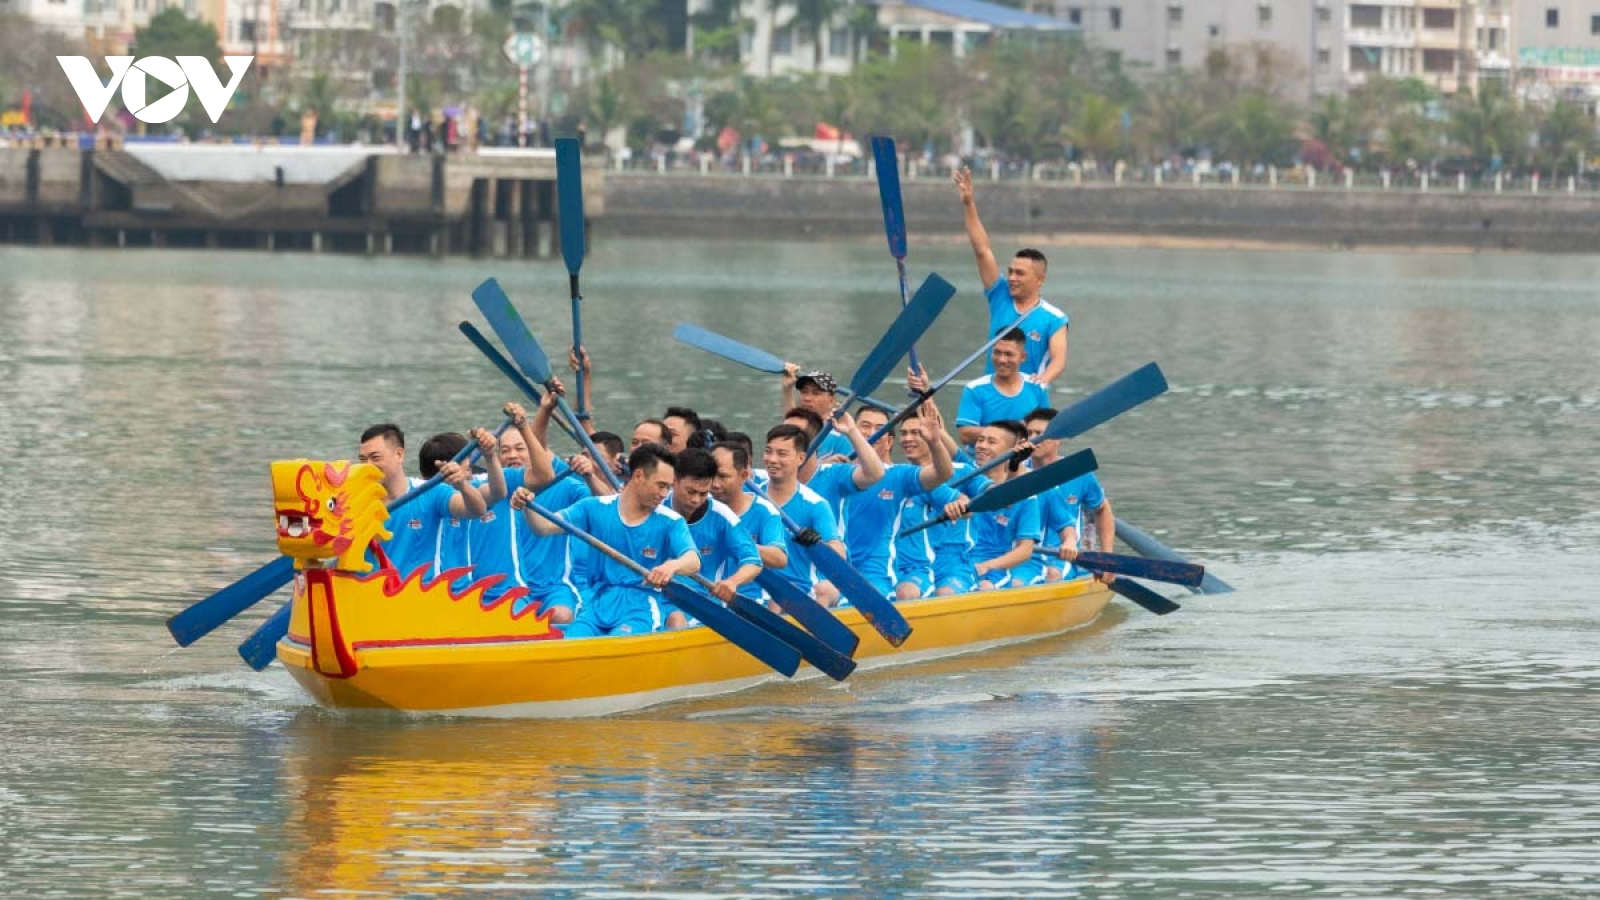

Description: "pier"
0 144 601 257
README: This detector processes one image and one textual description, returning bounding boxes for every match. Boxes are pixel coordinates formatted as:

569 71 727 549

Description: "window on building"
1422 8 1454 29
240 19 256 41
1546 8 1558 27
1166 47 1181 65
1349 5 1381 28
1168 4 1182 25
772 25 792 54
1067 6 1082 25
1422 48 1455 72
829 26 848 57
299 0 308 10
740 29 754 57
1317 48 1330 66
1258 3 1271 27
329 0 340 12
1208 23 1219 36
1592 14 1600 34
1318 6 1331 22
1109 6 1122 29
375 1 394 30
1349 45 1379 72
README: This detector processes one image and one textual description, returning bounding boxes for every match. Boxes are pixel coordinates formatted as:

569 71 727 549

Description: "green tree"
1062 92 1122 167
128 9 224 129
1219 90 1296 166
1536 98 1596 178
1447 83 1525 168
566 0 671 61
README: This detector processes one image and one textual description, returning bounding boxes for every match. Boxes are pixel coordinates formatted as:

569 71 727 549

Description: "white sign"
503 33 544 68
57 56 254 124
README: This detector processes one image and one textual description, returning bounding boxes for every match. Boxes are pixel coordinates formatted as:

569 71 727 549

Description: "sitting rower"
360 423 488 579
941 420 1044 590
781 366 855 459
759 423 847 606
515 444 699 638
709 442 788 599
662 448 764 629
800 410 885 606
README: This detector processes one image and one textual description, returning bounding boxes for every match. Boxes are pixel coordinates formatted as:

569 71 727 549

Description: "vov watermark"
57 56 253 124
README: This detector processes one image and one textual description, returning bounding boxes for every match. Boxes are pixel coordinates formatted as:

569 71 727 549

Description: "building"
1514 0 1600 100
1035 0 1338 100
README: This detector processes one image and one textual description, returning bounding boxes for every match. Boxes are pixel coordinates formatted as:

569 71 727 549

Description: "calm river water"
2 240 1598 898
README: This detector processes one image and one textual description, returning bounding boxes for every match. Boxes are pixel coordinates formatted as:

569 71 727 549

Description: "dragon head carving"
270 460 392 572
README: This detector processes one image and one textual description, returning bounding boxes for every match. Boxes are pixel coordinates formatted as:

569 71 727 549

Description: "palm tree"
1062 92 1122 168
1446 83 1525 169
1537 99 1596 179
1220 90 1295 166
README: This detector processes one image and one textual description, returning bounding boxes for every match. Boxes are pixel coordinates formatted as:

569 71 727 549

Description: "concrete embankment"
601 171 1600 254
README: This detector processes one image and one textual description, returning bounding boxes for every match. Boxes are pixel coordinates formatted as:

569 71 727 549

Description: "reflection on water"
2 242 1598 896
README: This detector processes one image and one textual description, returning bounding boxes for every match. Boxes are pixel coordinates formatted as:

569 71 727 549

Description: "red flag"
814 121 840 141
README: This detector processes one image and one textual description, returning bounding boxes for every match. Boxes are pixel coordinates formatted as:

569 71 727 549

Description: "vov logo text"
57 56 254 125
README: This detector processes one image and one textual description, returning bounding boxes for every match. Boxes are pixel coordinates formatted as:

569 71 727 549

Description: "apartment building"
1035 0 1340 100
2 0 88 35
1515 0 1600 98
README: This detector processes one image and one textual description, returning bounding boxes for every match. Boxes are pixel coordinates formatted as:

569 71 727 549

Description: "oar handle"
949 451 1011 490
548 390 622 492
387 418 512 511
527 498 650 581
896 259 919 374
896 512 949 540
852 330 1010 458
570 277 588 420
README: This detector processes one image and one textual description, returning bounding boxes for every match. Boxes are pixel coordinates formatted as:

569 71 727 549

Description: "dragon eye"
326 497 337 513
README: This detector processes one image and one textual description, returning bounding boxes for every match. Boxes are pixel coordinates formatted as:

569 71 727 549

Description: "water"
2 240 1598 897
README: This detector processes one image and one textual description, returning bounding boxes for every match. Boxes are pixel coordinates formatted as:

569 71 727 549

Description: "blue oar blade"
849 272 955 399
1046 362 1168 441
804 542 913 647
755 569 861 656
659 583 800 677
728 594 855 681
871 136 906 258
238 601 292 670
167 556 294 647
673 323 788 374
1073 551 1206 588
471 277 554 383
1109 579 1181 615
1115 519 1236 594
555 138 586 276
458 322 581 443
970 448 1098 515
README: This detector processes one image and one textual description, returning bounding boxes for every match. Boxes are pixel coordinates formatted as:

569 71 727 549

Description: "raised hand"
953 166 974 204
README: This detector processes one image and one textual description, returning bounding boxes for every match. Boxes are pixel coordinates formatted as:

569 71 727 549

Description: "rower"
1025 408 1116 583
662 406 701 453
759 423 846 604
516 444 699 637
940 420 1045 590
800 410 886 606
662 448 763 629
709 442 788 599
781 366 854 458
954 166 1069 386
956 327 1051 447
360 423 489 580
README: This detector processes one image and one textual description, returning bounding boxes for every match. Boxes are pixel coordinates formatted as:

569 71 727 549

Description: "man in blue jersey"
759 423 847 605
814 403 953 600
780 367 855 459
1023 409 1116 583
954 167 1069 386
662 448 763 629
956 327 1052 446
709 442 788 586
516 443 699 638
941 420 1044 590
797 410 885 606
893 401 984 597
361 423 490 580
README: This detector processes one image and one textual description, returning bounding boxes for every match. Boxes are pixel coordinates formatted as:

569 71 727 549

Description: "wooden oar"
952 362 1167 490
169 421 507 648
1114 519 1235 594
747 482 912 647
525 498 802 677
235 463 570 672
871 135 918 374
1108 579 1181 615
851 330 1009 456
805 272 955 461
471 277 622 492
680 571 855 681
458 321 581 443
753 568 861 657
555 137 591 420
898 448 1098 539
671 323 903 416
1034 547 1206 588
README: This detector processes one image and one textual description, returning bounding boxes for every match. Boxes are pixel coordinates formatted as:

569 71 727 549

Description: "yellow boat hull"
277 573 1113 717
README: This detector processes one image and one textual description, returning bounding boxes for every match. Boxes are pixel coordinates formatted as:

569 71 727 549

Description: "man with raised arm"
954 167 1069 386
514 444 698 637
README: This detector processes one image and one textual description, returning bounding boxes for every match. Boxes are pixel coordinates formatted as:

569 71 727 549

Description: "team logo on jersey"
641 546 658 559
700 545 714 556
995 514 1010 526
1028 330 1042 342
479 511 496 524
878 489 895 500
406 518 422 530
1066 494 1079 504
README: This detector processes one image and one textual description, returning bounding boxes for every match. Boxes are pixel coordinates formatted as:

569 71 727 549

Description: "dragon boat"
269 458 1113 718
